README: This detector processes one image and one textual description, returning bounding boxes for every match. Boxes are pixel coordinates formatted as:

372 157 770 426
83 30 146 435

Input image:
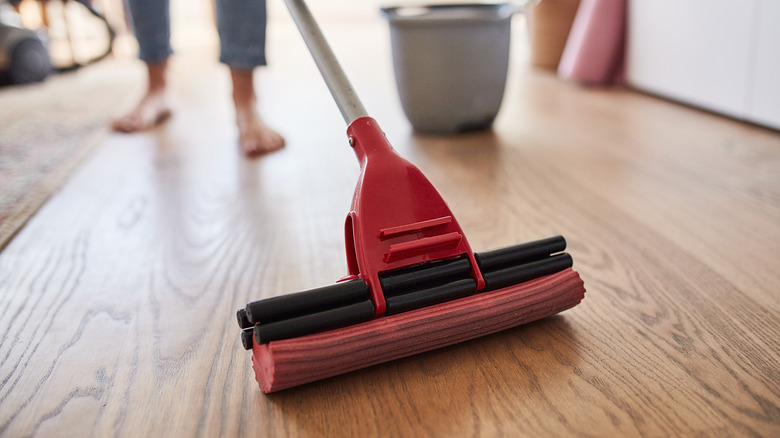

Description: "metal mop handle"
283 0 369 124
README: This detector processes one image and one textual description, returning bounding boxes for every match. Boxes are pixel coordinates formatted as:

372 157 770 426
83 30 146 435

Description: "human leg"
216 0 267 69
112 0 173 132
230 69 285 156
216 0 284 155
112 61 172 132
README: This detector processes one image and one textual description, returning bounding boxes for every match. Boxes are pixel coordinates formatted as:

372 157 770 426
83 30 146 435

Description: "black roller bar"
244 278 369 325
237 308 252 329
475 235 567 271
239 237 573 345
253 299 375 344
384 278 477 315
481 253 573 292
379 256 471 296
241 328 254 350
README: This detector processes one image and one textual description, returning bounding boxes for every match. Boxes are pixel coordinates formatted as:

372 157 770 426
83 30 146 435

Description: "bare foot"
230 68 284 157
236 105 285 157
112 61 171 133
111 90 172 133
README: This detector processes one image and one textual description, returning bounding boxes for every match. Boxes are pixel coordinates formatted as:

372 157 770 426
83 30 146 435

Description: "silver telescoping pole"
283 0 369 125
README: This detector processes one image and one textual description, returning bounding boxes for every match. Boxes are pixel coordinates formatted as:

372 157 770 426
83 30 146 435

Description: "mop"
236 0 586 393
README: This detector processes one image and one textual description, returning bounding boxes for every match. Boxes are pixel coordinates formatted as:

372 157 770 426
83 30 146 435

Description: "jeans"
125 0 267 70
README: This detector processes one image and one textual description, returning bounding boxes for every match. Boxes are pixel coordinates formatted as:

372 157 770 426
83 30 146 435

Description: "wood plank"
0 16 778 437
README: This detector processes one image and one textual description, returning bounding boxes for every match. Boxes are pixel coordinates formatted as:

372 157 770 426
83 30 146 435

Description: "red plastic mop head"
237 117 586 393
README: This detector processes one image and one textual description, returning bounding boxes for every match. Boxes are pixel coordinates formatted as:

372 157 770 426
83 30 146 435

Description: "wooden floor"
2 15 779 437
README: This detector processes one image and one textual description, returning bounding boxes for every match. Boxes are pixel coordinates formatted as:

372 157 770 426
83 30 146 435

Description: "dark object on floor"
0 0 115 85
0 20 50 84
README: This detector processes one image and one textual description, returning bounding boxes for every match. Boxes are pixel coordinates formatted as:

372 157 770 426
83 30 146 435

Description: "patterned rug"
0 58 142 250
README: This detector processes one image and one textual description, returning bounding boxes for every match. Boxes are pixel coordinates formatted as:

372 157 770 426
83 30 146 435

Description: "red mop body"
236 0 587 393
253 269 584 393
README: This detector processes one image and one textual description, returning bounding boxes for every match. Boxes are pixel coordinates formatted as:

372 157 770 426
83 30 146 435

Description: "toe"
112 117 138 133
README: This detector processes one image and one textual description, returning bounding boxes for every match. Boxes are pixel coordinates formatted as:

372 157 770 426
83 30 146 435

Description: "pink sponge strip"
252 268 586 393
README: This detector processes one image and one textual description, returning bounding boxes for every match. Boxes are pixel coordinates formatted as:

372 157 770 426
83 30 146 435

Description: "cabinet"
626 0 780 130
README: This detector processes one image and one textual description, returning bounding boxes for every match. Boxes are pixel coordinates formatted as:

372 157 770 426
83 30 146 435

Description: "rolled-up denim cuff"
125 0 172 64
219 45 267 70
139 45 173 64
216 0 267 70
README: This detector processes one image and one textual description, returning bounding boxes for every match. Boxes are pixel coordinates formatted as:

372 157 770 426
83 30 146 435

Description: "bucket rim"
381 3 520 24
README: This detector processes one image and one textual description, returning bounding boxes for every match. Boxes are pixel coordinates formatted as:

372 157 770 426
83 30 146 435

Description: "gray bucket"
381 3 517 134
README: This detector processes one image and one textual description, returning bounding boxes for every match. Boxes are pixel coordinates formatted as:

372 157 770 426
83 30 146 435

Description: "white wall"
746 0 780 128
627 0 780 130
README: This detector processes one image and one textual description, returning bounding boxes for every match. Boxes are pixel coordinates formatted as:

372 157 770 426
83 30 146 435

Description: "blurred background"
3 0 778 129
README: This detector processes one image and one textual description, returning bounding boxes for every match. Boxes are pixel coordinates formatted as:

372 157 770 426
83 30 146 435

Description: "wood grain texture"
1 15 779 437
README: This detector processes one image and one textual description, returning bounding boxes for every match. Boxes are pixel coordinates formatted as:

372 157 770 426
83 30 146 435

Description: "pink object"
252 269 586 393
558 0 626 85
